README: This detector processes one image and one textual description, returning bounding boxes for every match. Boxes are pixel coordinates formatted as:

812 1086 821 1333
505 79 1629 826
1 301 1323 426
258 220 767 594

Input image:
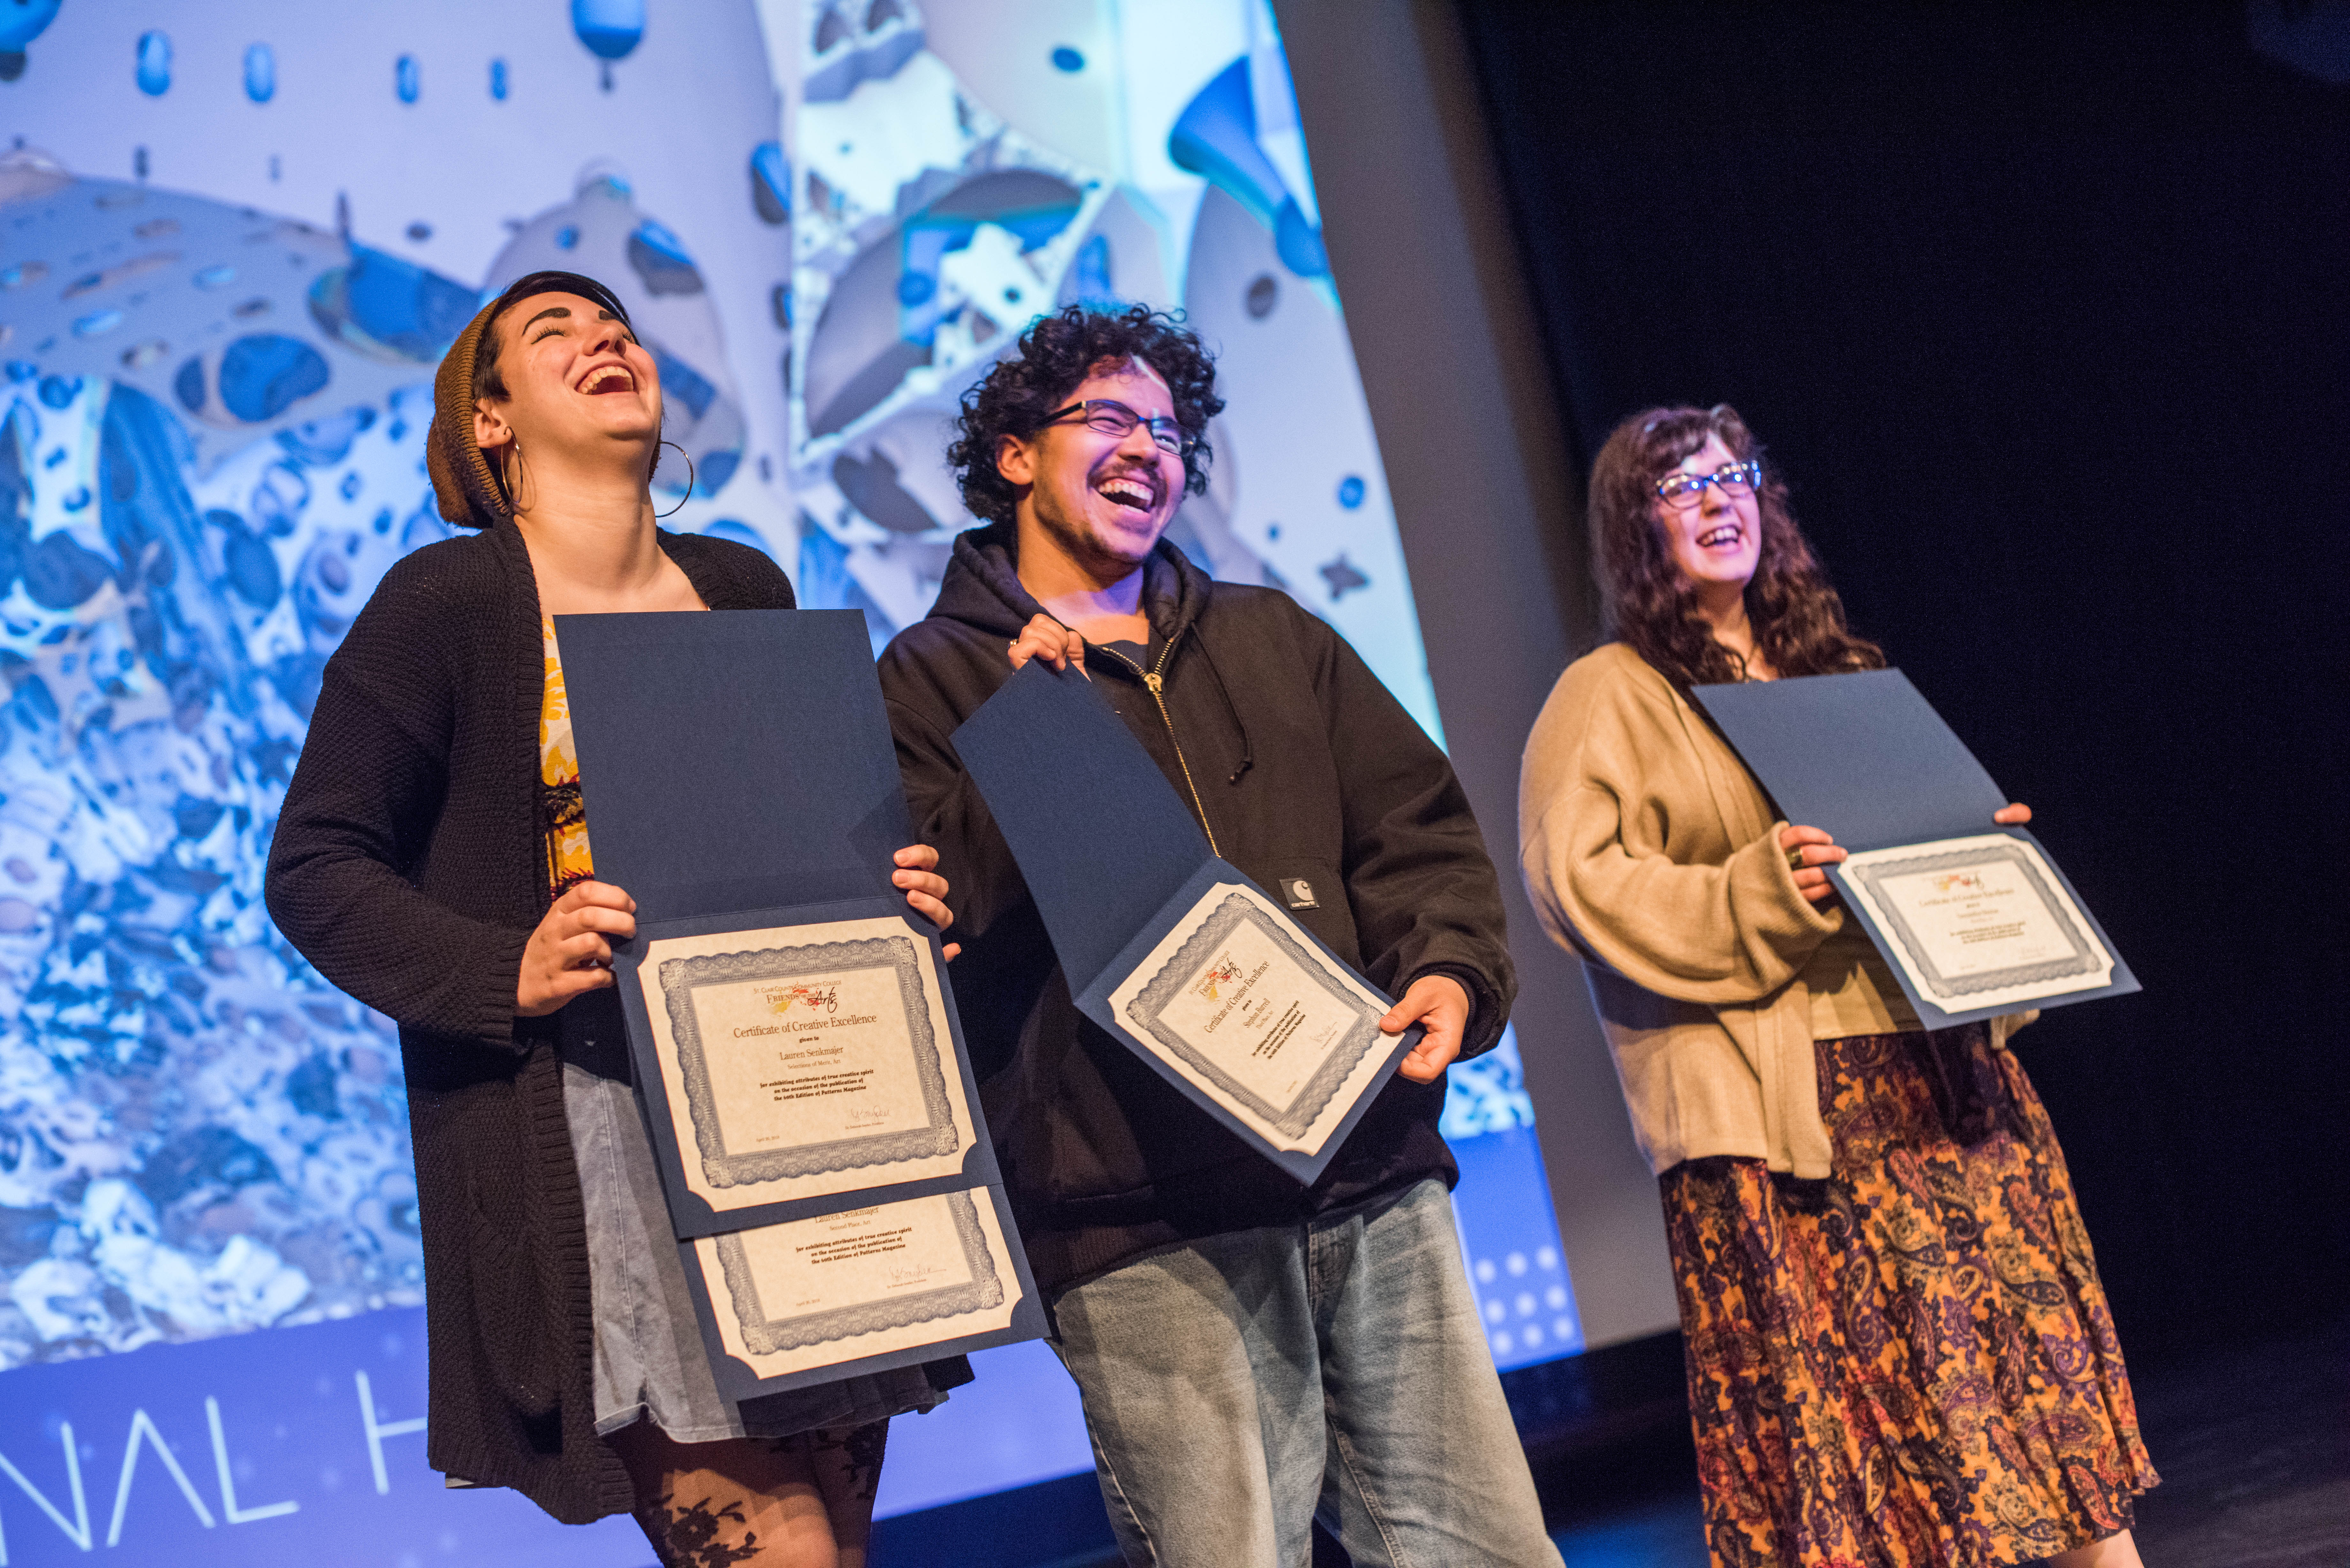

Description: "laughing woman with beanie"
1519 406 2156 1568
266 271 964 1567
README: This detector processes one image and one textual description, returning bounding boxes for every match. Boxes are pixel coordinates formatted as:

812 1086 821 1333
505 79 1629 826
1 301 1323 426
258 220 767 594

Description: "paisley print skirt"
1663 1026 2157 1567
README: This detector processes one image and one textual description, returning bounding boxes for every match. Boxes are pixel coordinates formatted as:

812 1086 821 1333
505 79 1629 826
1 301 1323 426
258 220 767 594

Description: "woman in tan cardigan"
1520 406 2155 1567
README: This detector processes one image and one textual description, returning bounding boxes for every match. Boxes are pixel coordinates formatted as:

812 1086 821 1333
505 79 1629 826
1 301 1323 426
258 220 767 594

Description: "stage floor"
868 1309 2348 1566
1530 1312 2350 1568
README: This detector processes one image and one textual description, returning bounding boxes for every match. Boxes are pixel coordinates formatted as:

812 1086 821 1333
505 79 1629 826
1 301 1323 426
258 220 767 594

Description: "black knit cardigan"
265 521 792 1523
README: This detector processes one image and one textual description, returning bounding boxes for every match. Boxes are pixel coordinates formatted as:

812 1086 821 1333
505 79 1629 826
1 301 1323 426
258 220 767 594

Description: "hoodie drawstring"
1195 633 1255 786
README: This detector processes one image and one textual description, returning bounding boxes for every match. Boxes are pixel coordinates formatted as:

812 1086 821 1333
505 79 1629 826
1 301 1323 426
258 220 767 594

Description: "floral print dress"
1664 1022 2158 1566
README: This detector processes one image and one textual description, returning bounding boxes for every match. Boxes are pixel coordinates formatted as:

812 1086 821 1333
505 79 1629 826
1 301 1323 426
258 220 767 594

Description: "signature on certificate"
886 1260 948 1289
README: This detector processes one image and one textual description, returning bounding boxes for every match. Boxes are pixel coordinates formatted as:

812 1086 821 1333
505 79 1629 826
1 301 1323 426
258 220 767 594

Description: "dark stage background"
1455 0 2350 1360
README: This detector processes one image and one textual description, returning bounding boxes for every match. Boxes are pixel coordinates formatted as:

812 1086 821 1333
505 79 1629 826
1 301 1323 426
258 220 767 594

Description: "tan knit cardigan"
1522 644 1891 1179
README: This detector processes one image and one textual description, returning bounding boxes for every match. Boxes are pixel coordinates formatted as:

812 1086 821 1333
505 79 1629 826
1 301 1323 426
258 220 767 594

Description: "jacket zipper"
1091 630 1221 858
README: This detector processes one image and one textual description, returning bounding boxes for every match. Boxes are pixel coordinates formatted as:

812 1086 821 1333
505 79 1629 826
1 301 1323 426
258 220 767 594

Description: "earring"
653 438 695 520
491 438 519 511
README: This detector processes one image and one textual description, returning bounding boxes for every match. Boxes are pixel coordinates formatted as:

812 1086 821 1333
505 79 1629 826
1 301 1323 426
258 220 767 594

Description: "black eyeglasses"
1655 460 1762 510
1035 399 1196 456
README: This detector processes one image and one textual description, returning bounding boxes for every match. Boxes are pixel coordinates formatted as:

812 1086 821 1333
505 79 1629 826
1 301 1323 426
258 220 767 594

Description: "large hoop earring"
653 439 694 520
492 438 519 513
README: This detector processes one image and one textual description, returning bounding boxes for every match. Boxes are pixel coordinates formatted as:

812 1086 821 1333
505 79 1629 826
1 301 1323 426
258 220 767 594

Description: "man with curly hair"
877 306 1557 1565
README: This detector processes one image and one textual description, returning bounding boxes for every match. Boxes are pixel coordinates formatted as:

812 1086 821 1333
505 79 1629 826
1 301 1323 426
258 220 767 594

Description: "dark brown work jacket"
877 522 1516 1293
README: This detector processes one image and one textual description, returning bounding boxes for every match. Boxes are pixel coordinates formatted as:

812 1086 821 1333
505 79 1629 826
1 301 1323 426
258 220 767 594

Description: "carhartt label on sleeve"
1279 878 1319 910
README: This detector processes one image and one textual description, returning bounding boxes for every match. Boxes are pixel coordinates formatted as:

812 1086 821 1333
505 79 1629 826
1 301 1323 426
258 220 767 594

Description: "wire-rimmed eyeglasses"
1655 460 1762 510
1035 398 1196 456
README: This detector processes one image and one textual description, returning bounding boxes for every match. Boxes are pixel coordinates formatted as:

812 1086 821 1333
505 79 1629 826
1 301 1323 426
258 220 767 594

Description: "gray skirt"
561 1060 947 1443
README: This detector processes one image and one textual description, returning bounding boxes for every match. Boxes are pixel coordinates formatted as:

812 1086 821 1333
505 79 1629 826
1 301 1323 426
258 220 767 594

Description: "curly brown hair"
1588 404 1883 688
947 305 1224 526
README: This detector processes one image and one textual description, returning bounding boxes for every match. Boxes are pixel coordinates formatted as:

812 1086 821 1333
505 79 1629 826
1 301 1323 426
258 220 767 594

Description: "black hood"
880 517 1514 1292
930 520 1215 648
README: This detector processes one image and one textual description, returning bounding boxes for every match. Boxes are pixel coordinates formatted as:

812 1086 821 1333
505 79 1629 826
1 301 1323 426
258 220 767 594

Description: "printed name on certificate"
1841 833 2114 1012
1108 883 1398 1155
643 916 976 1211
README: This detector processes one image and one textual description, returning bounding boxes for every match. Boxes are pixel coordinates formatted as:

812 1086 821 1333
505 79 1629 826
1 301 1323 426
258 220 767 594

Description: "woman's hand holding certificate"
1693 669 2136 1030
551 607 1044 1398
1778 802 2031 906
515 844 952 1017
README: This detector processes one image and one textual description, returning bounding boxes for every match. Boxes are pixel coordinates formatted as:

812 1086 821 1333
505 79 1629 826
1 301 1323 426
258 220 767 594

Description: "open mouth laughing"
576 363 637 395
1095 470 1161 514
1696 523 1744 549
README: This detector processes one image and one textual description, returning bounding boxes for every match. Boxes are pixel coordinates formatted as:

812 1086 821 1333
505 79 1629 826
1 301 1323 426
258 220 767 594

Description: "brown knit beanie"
426 270 639 530
427 299 510 530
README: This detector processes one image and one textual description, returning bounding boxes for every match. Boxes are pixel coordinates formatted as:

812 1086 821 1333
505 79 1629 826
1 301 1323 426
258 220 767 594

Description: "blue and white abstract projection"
782 0 1447 733
0 102 754 1391
0 0 1574 1553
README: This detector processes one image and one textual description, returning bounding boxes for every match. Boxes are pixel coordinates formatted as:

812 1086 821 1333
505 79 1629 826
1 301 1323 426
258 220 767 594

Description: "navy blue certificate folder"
555 608 1044 1396
1692 669 2138 1029
554 609 911 927
952 660 1421 1184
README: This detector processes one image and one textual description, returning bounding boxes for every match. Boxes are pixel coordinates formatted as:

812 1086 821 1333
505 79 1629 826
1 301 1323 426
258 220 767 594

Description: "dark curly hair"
947 305 1224 526
1588 404 1884 688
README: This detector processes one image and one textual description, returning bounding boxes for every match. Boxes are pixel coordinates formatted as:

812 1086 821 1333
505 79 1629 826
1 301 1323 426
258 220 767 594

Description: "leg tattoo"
801 1420 890 1504
636 1488 763 1568
614 1425 832 1568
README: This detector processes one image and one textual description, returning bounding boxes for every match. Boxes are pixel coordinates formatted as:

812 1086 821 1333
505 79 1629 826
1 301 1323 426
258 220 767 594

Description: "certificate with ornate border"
1105 881 1400 1157
1838 833 2115 1012
636 913 978 1218
686 1187 1025 1388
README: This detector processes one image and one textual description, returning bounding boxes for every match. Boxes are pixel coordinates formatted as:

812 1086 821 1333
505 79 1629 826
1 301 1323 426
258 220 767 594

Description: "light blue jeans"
1052 1179 1561 1567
